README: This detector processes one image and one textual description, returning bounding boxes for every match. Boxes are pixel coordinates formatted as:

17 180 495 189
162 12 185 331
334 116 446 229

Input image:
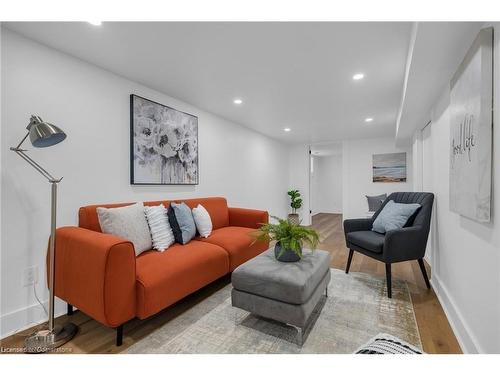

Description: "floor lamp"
10 115 77 353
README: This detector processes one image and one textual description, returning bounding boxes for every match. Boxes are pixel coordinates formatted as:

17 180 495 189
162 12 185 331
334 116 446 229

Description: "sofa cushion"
347 231 385 254
135 241 229 319
96 202 152 256
197 226 269 271
79 197 229 232
372 200 421 234
167 205 183 244
144 204 175 251
366 194 387 212
170 202 196 244
192 204 213 238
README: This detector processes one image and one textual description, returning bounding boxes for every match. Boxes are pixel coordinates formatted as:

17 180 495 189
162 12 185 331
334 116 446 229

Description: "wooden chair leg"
385 263 392 298
345 249 354 274
418 258 431 289
116 324 123 346
67 303 74 316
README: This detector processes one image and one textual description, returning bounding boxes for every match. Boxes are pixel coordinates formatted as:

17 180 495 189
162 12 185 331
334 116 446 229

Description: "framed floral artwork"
130 94 198 185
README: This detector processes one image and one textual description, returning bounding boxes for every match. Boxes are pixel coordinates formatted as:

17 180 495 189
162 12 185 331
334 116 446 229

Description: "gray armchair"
343 192 434 298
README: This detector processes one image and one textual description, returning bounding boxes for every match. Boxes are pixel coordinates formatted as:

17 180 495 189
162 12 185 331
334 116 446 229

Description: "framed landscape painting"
372 152 407 183
130 94 199 185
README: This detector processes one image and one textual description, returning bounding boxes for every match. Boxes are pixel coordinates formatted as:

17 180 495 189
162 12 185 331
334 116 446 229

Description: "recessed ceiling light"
284 128 291 132
233 98 243 105
88 21 102 26
352 73 364 80
365 117 374 123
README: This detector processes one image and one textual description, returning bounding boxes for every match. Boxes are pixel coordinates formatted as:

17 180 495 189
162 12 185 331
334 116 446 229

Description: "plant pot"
287 213 300 225
274 242 301 262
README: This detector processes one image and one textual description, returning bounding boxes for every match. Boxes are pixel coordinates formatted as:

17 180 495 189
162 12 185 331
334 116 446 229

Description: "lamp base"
24 323 78 353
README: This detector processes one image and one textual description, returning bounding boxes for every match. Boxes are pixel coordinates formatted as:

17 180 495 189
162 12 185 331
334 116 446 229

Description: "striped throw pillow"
355 333 423 354
144 204 175 252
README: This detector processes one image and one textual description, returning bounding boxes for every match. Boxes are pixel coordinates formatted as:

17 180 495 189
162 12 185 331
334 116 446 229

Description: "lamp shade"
27 116 66 148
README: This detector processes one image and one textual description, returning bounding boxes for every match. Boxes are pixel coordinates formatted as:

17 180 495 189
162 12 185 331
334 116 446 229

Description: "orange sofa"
53 197 268 345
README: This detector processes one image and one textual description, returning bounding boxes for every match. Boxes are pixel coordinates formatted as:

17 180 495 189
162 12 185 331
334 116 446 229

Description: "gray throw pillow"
171 202 196 244
366 194 387 212
372 200 421 234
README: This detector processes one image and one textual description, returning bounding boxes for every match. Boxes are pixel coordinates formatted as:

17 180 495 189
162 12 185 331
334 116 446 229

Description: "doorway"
309 142 343 246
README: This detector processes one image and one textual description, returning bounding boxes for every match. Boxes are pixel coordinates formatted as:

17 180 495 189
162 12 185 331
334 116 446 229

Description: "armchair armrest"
383 226 426 263
53 226 136 327
343 218 373 235
228 207 269 229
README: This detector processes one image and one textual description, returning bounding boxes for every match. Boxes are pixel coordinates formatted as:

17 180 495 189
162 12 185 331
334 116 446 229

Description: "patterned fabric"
144 204 175 251
355 333 423 354
96 202 152 256
125 270 422 354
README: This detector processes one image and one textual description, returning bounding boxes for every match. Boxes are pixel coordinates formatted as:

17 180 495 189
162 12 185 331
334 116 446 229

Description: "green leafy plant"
288 189 302 214
253 216 319 258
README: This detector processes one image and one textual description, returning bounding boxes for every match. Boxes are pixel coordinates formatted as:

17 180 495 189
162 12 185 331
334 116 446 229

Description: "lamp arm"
10 132 62 183
15 132 30 149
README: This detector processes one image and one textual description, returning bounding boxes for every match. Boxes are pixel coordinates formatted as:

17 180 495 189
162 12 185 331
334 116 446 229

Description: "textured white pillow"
192 204 212 238
144 204 175 251
97 202 152 256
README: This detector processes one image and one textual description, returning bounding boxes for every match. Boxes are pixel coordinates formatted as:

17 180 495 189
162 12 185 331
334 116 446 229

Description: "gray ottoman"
231 248 331 345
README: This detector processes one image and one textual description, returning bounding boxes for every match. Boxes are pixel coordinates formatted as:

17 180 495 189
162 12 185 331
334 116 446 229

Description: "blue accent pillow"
372 200 421 234
170 202 197 244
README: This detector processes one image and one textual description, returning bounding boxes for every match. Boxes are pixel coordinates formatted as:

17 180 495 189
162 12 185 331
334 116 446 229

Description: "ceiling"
3 22 483 145
395 22 483 144
311 142 342 157
4 22 412 144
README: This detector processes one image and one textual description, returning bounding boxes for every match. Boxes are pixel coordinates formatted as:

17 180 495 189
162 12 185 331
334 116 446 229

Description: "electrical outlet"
23 266 38 286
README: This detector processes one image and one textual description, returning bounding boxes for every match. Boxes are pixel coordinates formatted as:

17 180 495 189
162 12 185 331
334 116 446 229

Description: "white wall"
410 24 500 353
311 154 342 214
342 137 413 220
0 29 290 337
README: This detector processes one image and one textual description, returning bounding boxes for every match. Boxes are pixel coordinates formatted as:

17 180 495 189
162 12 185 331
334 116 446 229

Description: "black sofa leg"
418 258 431 289
116 325 123 346
385 263 392 298
345 249 354 274
67 303 73 316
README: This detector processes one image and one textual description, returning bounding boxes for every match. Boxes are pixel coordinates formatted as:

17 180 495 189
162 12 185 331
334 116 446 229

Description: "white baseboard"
0 297 67 339
431 274 482 353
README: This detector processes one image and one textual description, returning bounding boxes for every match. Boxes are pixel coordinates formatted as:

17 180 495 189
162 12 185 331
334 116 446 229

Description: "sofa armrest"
343 218 373 235
383 226 426 263
53 226 136 327
228 207 269 229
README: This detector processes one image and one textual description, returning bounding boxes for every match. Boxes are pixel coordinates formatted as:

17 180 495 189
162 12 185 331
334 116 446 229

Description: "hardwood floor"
1 213 461 354
312 213 462 354
0 276 231 354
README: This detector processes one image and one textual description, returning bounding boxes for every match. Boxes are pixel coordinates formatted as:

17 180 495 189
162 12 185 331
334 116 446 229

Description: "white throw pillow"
97 202 152 256
192 204 212 238
144 204 175 251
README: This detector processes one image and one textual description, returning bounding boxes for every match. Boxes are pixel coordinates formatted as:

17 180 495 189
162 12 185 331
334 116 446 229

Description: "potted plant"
287 189 302 224
254 216 319 262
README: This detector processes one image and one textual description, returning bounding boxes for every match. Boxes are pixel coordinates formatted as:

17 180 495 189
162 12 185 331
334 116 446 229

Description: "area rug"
125 269 421 354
